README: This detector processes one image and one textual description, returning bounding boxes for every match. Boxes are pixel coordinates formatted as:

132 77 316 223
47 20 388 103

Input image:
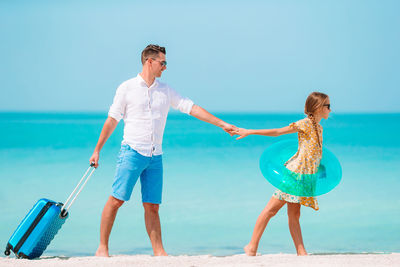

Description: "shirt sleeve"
108 83 127 122
168 86 194 114
289 119 308 133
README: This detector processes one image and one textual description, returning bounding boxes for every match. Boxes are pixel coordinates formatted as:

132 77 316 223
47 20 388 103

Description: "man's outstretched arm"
190 105 237 135
89 117 118 167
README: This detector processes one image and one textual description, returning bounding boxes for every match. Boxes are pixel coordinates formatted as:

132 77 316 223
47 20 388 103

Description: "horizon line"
1 110 400 115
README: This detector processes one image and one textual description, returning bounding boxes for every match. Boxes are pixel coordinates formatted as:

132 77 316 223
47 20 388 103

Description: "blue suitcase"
5 199 68 259
4 165 95 259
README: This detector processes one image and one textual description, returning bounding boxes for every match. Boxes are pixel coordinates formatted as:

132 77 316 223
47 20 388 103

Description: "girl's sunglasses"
323 104 331 110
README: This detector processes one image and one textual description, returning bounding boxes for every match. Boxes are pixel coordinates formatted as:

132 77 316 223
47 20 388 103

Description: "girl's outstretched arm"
235 126 297 140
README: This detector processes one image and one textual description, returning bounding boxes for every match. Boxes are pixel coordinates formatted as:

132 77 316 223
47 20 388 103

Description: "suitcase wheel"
4 243 11 256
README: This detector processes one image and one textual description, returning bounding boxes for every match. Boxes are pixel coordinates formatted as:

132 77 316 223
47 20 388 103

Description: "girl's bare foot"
95 245 109 257
244 244 257 256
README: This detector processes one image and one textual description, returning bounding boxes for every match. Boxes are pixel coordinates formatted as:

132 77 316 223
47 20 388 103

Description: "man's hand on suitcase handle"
89 151 99 168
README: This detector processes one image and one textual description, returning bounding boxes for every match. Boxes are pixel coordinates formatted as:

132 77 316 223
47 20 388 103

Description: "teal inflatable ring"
259 140 342 197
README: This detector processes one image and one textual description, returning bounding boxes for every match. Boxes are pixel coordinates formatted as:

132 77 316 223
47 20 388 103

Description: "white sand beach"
1 253 399 267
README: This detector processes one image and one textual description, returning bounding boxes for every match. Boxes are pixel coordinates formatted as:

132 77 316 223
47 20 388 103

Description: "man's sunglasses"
151 58 167 67
323 104 331 110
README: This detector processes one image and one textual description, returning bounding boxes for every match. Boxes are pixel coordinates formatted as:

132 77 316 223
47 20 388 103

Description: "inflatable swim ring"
259 140 342 197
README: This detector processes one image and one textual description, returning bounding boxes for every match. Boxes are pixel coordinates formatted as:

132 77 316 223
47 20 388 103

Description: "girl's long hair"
304 92 329 148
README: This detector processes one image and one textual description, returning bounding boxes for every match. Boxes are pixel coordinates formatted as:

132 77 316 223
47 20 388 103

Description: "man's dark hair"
141 44 166 65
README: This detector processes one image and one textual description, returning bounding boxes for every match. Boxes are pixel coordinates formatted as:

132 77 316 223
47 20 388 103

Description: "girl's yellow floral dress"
272 117 322 210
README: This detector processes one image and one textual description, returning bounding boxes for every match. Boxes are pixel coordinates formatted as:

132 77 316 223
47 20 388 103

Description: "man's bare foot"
296 246 308 256
154 250 168 256
244 244 257 256
95 245 109 257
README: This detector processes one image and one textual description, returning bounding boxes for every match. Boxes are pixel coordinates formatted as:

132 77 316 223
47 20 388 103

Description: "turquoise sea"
1 112 399 257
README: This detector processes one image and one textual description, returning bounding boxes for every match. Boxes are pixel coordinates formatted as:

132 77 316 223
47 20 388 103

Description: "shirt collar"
137 73 158 89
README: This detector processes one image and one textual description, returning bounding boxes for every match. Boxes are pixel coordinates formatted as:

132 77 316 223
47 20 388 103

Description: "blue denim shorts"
112 144 163 204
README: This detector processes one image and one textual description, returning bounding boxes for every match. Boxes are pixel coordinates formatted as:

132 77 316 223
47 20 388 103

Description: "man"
90 44 237 257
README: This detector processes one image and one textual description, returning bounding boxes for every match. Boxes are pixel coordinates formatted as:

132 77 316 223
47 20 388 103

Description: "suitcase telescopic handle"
61 163 96 216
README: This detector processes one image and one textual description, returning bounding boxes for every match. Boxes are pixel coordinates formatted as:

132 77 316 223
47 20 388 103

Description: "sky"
1 0 399 113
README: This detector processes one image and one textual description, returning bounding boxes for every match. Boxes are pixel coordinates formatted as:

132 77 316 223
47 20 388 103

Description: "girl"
235 92 331 256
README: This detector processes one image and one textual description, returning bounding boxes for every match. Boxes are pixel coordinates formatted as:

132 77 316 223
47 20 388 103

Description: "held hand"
234 128 251 140
221 123 239 136
89 152 99 168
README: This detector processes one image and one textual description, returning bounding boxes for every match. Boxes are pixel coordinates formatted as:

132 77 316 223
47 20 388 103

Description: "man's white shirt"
108 74 194 157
